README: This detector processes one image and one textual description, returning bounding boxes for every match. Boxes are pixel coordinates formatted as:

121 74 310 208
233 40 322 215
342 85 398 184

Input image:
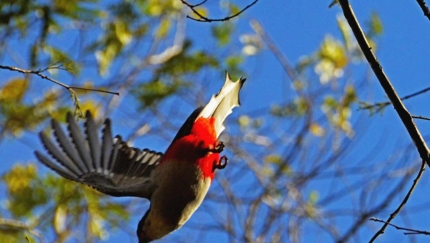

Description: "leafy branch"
180 0 259 22
0 64 119 96
0 218 47 243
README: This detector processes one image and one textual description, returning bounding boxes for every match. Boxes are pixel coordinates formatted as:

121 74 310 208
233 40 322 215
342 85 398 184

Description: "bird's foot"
210 141 225 153
198 141 225 154
213 155 228 171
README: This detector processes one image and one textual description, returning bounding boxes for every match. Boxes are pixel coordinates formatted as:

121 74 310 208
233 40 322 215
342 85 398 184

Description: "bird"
34 73 246 242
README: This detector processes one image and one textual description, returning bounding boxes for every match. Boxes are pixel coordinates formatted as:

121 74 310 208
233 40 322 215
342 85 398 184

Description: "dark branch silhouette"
370 217 430 236
1 63 120 117
338 1 430 242
338 0 430 164
359 86 430 112
412 115 430 121
180 0 258 22
416 0 430 21
0 64 119 96
369 161 426 242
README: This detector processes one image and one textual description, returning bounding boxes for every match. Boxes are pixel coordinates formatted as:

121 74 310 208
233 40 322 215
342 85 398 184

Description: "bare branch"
336 168 413 243
359 86 430 111
1 64 120 116
370 217 430 236
416 0 430 21
412 115 430 121
180 0 259 22
369 161 426 242
0 64 120 96
338 0 430 164
188 0 208 7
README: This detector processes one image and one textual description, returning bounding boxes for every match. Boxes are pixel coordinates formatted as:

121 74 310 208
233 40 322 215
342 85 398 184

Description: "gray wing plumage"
34 111 162 198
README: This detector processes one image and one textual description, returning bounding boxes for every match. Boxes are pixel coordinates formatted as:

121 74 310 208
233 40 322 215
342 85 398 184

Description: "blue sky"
3 0 430 243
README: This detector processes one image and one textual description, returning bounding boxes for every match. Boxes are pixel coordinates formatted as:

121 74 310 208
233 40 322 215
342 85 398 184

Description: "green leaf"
212 23 234 46
133 80 188 108
367 12 383 37
2 164 48 217
153 41 219 77
155 17 171 39
0 78 28 102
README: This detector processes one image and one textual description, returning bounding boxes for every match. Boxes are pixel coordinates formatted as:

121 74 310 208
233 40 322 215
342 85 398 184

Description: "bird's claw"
211 141 225 153
213 155 228 171
199 141 225 154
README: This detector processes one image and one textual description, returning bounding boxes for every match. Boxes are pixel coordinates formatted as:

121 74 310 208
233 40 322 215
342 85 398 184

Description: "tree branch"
416 0 430 21
370 217 430 236
338 0 430 164
412 115 430 121
369 161 426 242
180 0 259 22
0 64 119 96
359 86 430 112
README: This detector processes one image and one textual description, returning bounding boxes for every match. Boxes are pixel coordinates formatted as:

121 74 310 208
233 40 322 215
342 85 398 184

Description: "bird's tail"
198 73 246 138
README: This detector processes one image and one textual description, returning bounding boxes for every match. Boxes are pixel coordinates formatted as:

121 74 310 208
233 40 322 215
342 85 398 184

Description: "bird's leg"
213 155 228 171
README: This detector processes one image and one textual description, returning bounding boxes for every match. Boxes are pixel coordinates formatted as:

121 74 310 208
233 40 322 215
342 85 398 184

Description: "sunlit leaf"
2 164 48 217
189 7 208 20
44 46 80 75
226 55 243 71
367 12 383 37
0 78 28 102
156 17 171 39
265 154 283 165
114 20 132 45
152 41 219 77
337 16 354 51
144 0 182 16
212 23 233 46
238 115 251 127
134 80 188 108
54 205 67 234
309 190 319 204
315 36 347 84
310 123 325 137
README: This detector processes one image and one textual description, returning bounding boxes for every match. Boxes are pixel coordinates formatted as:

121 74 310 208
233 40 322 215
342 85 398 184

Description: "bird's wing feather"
35 111 162 198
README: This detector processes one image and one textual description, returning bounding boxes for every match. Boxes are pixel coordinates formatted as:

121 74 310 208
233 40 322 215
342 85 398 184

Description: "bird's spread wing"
35 111 162 198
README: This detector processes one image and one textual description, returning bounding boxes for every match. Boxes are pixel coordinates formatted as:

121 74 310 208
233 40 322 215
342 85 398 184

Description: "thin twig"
416 0 430 21
370 217 430 235
360 86 430 111
412 115 430 121
189 0 208 7
180 0 259 22
0 64 119 95
369 161 426 242
250 20 296 82
338 0 430 163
